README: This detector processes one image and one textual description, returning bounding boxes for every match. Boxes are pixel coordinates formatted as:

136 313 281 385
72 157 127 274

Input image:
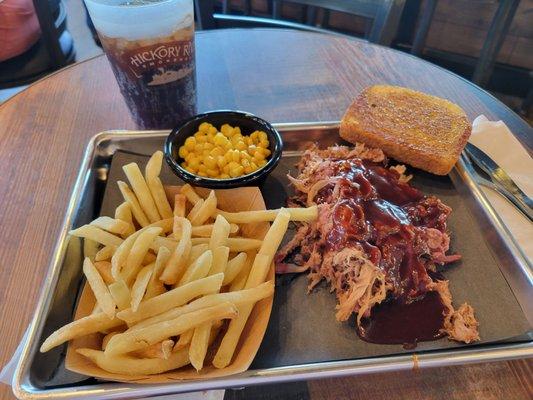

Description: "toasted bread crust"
340 85 471 175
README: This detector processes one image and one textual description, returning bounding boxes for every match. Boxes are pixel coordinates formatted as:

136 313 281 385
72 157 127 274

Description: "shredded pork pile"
275 144 479 344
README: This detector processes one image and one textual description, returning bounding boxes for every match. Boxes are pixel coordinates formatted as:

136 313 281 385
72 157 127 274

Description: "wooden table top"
0 29 531 400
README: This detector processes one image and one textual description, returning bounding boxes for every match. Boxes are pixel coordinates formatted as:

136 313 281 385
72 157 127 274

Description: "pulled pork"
276 144 479 344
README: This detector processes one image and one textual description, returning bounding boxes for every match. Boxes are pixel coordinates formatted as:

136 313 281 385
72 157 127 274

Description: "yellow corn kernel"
196 135 207 143
250 131 258 141
253 151 265 161
197 171 207 177
258 131 268 142
198 122 211 133
228 161 240 171
243 165 253 174
231 150 240 162
205 155 217 169
229 165 244 178
184 153 194 163
224 151 233 163
208 126 217 135
232 127 241 136
259 140 269 149
235 140 247 151
178 146 188 159
214 132 229 146
186 166 198 174
210 147 223 157
203 142 214 151
206 168 219 178
220 173 230 179
261 148 272 157
217 155 227 168
184 137 196 150
247 145 257 155
250 161 259 171
221 124 233 136
223 164 230 174
224 142 233 151
241 158 250 168
189 157 200 169
240 151 251 161
258 159 267 167
244 136 253 145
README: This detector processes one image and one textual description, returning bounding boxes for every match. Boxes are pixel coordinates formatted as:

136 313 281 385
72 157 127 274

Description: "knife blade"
464 143 533 221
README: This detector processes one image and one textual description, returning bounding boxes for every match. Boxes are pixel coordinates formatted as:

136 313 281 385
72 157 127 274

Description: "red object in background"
0 0 41 62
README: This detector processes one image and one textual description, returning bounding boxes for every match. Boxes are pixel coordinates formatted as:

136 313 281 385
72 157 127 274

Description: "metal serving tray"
13 122 533 399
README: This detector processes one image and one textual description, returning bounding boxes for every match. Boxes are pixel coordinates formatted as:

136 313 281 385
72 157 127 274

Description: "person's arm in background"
0 0 41 62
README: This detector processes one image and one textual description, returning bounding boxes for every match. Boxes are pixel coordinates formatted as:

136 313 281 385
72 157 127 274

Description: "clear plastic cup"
84 0 197 129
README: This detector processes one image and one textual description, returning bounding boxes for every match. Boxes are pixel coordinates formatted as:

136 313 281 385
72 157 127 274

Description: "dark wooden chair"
0 0 75 89
196 0 406 46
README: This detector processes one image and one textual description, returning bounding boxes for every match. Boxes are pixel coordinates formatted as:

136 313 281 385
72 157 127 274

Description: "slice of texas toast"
339 85 471 175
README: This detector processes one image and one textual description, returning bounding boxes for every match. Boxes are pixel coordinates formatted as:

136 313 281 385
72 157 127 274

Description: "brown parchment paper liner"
65 186 274 383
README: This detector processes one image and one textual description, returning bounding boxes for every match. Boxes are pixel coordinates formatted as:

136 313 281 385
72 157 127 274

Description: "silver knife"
464 143 533 221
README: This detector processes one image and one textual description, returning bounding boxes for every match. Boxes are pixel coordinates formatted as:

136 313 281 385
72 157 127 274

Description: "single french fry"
150 236 178 253
187 243 209 265
90 216 131 236
95 245 116 262
173 194 187 217
40 313 124 352
83 238 99 260
209 215 231 251
123 162 161 223
118 181 150 227
180 183 202 205
145 246 170 300
191 223 239 238
121 227 162 285
189 322 210 371
191 237 262 252
77 347 189 376
257 209 291 259
216 205 318 224
229 251 255 291
130 264 153 311
93 261 114 285
83 258 116 318
210 246 230 276
222 252 247 285
130 280 274 331
106 302 237 356
101 331 120 351
116 273 224 325
145 151 173 219
189 191 217 226
70 225 123 248
178 250 212 286
186 199 204 222
114 202 135 237
213 211 290 369
174 329 193 350
159 217 192 285
108 280 131 311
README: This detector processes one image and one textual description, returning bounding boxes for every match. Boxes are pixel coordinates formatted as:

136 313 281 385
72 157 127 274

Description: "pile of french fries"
40 151 317 376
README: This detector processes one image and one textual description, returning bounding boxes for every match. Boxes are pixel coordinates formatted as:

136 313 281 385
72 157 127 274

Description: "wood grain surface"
0 29 531 400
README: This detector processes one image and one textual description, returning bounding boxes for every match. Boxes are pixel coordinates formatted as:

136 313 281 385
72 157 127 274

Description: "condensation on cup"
84 0 197 129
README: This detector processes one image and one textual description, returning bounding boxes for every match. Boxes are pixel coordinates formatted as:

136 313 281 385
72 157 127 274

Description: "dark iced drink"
85 0 196 129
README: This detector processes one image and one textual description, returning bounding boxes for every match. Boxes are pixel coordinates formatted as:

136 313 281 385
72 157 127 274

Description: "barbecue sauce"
357 291 446 347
